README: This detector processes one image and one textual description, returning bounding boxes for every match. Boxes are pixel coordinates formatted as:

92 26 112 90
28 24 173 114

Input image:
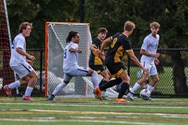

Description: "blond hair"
19 22 32 33
124 21 135 32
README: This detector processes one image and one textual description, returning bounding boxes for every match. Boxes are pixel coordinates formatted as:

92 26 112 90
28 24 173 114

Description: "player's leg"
127 61 150 100
147 65 159 93
89 64 110 99
96 66 111 100
74 67 102 100
48 73 72 100
86 68 103 100
73 67 100 88
99 62 123 92
99 62 129 102
4 63 34 98
127 73 149 100
23 69 38 101
116 70 130 103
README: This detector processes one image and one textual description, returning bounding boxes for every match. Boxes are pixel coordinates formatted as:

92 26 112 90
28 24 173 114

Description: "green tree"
7 0 80 48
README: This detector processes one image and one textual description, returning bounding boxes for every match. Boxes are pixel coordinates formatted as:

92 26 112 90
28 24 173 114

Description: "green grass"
0 97 188 125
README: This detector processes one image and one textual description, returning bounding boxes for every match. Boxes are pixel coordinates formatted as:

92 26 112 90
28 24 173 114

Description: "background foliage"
6 0 188 48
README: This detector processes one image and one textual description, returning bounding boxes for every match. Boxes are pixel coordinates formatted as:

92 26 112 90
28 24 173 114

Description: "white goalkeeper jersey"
140 33 160 63
63 42 79 72
10 33 26 66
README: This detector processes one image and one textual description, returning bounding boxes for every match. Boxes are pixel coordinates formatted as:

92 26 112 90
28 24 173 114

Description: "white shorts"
63 67 89 81
141 60 157 76
10 60 34 79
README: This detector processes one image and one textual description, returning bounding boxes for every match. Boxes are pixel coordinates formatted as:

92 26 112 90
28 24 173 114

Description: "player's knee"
141 77 149 83
103 73 110 81
153 77 159 83
87 69 94 76
122 77 130 84
91 70 98 77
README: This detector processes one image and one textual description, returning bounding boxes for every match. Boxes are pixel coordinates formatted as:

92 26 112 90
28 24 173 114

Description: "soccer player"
4 22 38 101
48 31 101 100
127 22 160 100
97 21 148 102
89 27 111 99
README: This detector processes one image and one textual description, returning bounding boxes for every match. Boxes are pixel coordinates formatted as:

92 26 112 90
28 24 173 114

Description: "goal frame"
44 22 91 97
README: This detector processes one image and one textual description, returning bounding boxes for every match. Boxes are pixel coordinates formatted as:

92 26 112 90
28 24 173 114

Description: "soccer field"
0 97 188 125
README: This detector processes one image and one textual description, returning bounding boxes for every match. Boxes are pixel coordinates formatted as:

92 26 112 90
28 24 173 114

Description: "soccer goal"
45 22 93 97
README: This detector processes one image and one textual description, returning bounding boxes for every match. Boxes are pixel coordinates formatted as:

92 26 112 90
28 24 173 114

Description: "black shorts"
106 62 126 78
89 64 106 74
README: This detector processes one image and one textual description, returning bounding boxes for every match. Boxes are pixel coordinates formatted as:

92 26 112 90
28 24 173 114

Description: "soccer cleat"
48 95 54 101
4 85 12 97
127 92 134 100
116 98 129 103
23 96 33 101
93 87 102 100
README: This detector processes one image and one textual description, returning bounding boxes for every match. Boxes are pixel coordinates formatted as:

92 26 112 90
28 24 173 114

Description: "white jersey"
63 42 79 72
10 33 26 66
140 33 160 63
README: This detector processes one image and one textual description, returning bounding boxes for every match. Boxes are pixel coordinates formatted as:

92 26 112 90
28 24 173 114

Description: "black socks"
118 82 129 98
99 78 122 91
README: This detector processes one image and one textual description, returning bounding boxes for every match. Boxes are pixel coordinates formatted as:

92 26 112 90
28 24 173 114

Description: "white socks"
132 82 141 93
8 80 21 89
91 71 99 88
147 85 154 92
24 86 33 96
52 82 67 96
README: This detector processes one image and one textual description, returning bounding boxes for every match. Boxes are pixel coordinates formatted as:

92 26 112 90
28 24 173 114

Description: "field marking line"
0 102 188 109
0 118 167 125
1 108 188 118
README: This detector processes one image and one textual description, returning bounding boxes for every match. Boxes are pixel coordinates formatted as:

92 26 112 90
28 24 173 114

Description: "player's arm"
127 50 148 74
154 58 160 65
69 47 82 53
90 44 100 55
16 47 35 61
100 37 111 52
140 49 160 58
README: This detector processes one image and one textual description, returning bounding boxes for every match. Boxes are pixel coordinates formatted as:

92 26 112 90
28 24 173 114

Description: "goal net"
45 22 118 97
0 0 14 96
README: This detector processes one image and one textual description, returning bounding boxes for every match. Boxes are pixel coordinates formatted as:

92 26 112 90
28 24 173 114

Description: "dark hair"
19 22 32 33
66 31 78 43
97 27 108 34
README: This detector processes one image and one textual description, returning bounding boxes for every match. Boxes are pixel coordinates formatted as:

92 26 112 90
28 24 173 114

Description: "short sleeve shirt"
105 32 132 64
141 33 160 63
63 42 79 71
10 33 26 66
